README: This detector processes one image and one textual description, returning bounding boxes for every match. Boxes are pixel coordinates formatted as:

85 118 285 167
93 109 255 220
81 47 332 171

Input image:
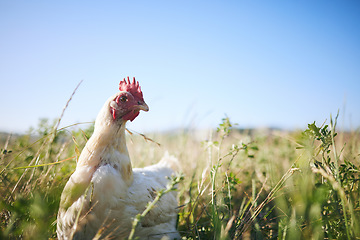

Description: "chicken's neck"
77 120 133 185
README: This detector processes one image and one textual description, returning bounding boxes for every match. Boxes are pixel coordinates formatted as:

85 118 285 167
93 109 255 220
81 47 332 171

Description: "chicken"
57 77 180 240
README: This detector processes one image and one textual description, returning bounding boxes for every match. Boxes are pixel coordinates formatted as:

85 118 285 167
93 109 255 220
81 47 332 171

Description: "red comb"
119 77 144 100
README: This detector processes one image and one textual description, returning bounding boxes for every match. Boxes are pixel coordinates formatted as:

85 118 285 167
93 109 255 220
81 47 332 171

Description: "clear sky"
1 1 359 133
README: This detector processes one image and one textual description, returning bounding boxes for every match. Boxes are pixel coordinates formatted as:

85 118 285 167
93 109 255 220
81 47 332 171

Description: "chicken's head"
110 77 149 122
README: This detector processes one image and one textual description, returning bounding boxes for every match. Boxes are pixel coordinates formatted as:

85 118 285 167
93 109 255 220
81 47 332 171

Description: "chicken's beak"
136 101 149 112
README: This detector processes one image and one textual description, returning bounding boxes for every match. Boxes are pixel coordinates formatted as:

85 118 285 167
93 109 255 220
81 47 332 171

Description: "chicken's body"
57 78 180 239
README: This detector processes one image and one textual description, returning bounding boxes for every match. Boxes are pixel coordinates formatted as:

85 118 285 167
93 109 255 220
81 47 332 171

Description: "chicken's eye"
119 96 128 102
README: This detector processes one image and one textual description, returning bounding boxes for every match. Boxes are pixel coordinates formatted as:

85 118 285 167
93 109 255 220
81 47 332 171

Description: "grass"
1 114 359 239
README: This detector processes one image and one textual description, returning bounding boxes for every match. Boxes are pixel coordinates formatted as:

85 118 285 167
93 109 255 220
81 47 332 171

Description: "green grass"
1 115 359 239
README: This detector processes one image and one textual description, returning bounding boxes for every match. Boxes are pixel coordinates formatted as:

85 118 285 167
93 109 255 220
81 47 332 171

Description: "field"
1 116 359 239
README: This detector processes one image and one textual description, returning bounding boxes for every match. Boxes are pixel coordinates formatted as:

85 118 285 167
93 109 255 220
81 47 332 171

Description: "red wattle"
122 111 140 122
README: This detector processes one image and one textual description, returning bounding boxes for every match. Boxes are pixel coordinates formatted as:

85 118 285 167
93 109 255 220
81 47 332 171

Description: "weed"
0 114 359 239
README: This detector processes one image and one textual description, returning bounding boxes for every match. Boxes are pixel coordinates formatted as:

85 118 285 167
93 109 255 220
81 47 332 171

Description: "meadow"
0 115 359 239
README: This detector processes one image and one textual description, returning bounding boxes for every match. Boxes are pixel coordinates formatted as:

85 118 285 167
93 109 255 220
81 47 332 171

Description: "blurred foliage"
0 119 94 239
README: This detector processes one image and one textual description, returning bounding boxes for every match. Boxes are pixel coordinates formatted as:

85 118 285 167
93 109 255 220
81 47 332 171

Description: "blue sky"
1 1 359 133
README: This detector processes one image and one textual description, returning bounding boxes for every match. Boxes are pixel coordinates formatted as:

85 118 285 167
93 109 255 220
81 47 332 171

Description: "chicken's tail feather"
157 151 181 173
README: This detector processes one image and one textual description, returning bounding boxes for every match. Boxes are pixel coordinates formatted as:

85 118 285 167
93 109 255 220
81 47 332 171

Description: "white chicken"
57 77 180 239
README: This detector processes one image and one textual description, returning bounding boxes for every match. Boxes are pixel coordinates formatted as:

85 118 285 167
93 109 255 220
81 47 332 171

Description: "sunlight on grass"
0 115 359 239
